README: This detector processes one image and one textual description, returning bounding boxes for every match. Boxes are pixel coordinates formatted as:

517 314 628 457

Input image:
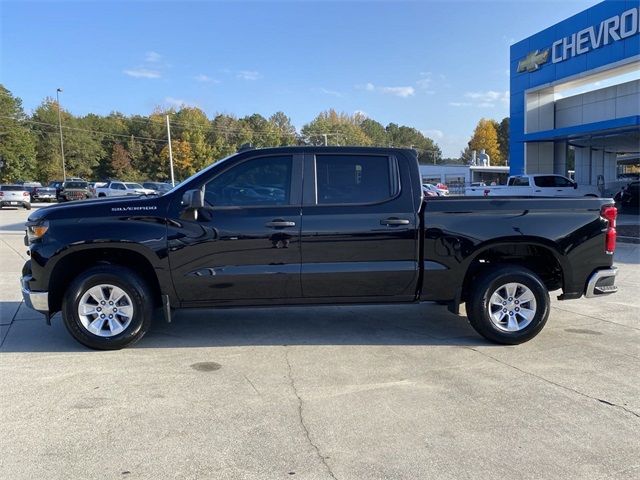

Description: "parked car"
59 181 92 202
21 147 620 350
0 184 31 209
465 174 600 197
48 181 64 201
422 185 438 197
95 181 155 197
142 182 173 194
31 185 58 202
423 183 448 196
614 181 639 213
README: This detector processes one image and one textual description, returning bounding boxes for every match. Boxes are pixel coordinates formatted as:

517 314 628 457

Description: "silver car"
0 185 31 209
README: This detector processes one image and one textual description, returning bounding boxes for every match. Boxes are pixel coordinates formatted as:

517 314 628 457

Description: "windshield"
1 185 27 191
125 183 144 189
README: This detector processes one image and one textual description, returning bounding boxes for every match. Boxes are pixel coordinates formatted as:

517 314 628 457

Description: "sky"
1 0 598 157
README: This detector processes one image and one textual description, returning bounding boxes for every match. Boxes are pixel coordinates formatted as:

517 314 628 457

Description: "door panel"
300 153 419 299
167 154 302 304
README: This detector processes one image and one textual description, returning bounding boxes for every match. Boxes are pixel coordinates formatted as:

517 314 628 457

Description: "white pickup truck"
95 181 155 197
465 174 600 197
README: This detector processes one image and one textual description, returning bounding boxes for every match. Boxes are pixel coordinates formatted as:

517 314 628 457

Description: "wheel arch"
47 244 170 313
459 237 568 304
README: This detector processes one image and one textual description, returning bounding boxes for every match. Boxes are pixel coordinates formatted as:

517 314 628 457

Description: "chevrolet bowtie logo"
517 49 550 73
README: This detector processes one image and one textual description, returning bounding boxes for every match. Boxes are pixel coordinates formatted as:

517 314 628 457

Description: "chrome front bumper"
21 277 49 312
585 267 618 298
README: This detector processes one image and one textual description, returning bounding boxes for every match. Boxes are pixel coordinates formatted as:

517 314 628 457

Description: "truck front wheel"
62 265 153 350
466 266 550 344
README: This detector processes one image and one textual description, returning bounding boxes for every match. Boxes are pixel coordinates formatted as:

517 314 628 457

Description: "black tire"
24 203 31 210
62 265 154 350
466 265 550 345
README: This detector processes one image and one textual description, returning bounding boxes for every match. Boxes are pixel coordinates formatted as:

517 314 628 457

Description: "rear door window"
315 155 398 205
509 177 530 187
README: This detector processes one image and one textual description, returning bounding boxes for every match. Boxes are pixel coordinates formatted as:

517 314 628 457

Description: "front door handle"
380 218 410 226
265 220 296 228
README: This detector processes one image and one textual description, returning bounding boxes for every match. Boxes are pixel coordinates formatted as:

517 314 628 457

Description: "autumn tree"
160 139 194 180
468 118 503 165
497 117 509 162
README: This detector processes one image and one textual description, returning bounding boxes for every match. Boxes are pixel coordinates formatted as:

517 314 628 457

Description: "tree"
0 85 37 182
468 118 503 165
301 110 371 146
360 118 388 146
110 143 138 180
160 139 194 180
386 123 442 164
269 111 297 145
497 117 509 163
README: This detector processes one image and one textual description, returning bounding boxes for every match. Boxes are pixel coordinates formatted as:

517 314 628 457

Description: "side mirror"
181 188 204 209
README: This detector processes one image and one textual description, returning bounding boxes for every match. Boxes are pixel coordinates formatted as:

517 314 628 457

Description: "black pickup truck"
21 147 618 350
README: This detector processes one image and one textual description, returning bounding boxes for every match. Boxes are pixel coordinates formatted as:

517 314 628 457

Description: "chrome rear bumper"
585 268 618 298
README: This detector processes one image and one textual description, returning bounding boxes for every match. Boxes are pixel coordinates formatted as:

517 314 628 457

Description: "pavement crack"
0 300 22 349
284 348 338 480
468 347 640 420
243 374 260 395
0 236 28 261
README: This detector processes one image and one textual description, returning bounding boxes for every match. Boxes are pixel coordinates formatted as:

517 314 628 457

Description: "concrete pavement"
1 204 639 480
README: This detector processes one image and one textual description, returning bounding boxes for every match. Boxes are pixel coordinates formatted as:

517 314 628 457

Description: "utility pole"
322 133 328 146
56 88 67 181
166 115 175 186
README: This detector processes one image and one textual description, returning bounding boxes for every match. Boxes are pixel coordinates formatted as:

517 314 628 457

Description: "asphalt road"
1 204 639 480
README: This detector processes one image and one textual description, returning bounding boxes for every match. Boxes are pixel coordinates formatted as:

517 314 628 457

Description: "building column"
553 141 567 176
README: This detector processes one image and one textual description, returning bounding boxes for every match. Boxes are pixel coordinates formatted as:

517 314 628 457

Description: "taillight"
601 205 617 254
23 191 29 197
0 192 3 197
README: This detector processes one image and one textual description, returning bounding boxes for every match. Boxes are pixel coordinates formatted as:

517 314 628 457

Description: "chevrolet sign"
517 6 639 73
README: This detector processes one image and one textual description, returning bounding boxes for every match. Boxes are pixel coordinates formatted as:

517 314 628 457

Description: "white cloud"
194 74 219 83
450 90 510 108
165 97 197 108
145 51 162 63
379 86 415 97
422 129 444 140
359 82 414 97
354 109 368 118
123 68 161 79
416 72 433 90
237 70 262 81
316 87 343 97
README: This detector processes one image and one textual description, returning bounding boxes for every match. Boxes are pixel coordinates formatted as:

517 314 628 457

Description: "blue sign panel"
509 0 640 174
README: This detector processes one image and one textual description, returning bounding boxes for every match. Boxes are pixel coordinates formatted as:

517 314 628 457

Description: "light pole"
165 115 175 186
56 88 67 181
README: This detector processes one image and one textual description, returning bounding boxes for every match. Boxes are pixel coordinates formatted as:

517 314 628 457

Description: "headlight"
26 222 49 243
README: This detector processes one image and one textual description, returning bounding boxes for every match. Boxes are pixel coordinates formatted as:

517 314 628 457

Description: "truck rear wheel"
466 266 550 344
62 265 153 350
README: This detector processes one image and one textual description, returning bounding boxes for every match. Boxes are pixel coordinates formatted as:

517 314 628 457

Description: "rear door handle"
380 218 410 226
265 220 296 228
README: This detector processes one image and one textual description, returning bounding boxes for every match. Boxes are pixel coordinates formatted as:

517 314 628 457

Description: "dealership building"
510 0 639 194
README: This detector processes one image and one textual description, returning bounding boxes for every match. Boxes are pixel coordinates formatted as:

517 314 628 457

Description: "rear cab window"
315 154 399 205
508 177 530 187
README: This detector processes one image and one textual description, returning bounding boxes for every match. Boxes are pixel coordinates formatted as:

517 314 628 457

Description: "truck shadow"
0 303 491 352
